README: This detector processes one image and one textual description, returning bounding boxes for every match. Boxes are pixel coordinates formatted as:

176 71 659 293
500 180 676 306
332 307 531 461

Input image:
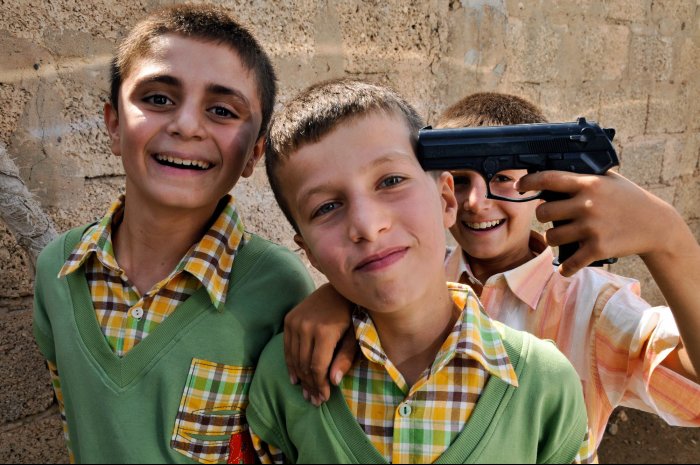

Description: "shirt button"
398 402 412 417
131 307 144 320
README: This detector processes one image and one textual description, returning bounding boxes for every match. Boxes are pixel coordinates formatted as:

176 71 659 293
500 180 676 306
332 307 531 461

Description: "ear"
438 171 458 229
242 136 266 178
103 102 121 157
294 233 323 272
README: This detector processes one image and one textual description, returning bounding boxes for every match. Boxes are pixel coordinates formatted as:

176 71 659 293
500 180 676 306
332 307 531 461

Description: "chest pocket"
171 358 254 464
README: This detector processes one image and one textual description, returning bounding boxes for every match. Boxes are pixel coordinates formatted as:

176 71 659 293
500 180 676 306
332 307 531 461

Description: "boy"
31 5 314 463
247 79 588 464
286 92 700 462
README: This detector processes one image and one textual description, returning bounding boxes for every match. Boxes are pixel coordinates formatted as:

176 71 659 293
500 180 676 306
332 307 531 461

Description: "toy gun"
417 117 619 267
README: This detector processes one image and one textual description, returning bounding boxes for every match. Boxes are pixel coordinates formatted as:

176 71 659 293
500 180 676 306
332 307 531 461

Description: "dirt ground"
598 408 699 463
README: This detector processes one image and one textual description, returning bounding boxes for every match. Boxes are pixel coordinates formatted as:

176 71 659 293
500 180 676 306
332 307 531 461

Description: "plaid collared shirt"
342 283 518 464
58 194 247 357
445 232 700 463
252 283 519 464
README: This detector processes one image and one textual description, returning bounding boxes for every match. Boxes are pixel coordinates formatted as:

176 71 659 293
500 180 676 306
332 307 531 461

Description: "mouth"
153 153 213 171
355 247 409 272
463 219 505 232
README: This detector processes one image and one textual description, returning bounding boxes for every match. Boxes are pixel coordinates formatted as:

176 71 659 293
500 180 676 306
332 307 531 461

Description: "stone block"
650 0 696 36
603 0 651 23
0 310 54 425
619 137 665 186
629 33 675 83
561 24 631 83
538 84 601 122
678 37 700 87
674 176 700 220
688 218 700 243
0 413 68 464
443 1 508 93
504 18 566 84
0 225 34 300
598 87 648 142
646 82 691 135
662 134 700 182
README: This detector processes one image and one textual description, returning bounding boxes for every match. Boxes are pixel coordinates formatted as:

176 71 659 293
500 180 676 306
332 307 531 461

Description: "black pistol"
417 117 619 267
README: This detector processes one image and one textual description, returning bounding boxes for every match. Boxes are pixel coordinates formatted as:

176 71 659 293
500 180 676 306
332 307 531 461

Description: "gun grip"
542 191 618 268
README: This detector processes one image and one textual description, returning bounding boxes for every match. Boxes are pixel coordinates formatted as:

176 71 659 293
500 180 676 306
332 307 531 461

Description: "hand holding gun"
417 117 619 267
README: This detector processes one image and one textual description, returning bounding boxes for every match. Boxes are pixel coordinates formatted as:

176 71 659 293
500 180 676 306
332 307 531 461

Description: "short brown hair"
436 92 547 128
265 78 425 232
110 4 277 137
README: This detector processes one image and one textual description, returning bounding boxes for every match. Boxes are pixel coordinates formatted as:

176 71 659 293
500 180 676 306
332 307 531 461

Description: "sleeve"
247 335 298 463
32 245 57 364
594 281 700 426
46 361 74 464
525 335 589 465
250 426 287 464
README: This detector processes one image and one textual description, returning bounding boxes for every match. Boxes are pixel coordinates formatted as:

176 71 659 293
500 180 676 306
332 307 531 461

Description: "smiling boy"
32 6 313 463
284 92 700 463
440 93 700 461
246 79 588 464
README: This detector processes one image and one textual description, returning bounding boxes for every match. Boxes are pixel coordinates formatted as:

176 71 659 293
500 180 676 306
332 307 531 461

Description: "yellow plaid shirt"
253 283 521 464
58 194 247 356
51 194 247 463
342 283 518 464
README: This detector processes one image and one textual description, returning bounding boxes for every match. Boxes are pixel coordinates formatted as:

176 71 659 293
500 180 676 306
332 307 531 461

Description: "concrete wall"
0 0 698 462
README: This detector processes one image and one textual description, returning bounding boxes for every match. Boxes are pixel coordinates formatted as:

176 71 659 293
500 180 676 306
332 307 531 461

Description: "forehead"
281 112 422 200
123 35 261 106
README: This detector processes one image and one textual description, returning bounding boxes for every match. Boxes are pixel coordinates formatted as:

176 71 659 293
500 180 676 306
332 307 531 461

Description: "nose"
167 100 207 140
461 174 491 214
347 196 390 243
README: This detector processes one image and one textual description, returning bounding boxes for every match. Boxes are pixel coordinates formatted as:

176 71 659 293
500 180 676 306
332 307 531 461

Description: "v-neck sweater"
33 225 315 463
248 329 588 464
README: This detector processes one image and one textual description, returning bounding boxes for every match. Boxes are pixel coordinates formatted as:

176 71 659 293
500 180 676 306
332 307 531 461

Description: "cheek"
306 229 346 276
220 127 257 158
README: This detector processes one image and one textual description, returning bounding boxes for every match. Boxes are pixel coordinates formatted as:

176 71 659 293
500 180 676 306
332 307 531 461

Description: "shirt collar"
453 232 554 311
352 283 518 388
59 195 125 278
59 194 247 312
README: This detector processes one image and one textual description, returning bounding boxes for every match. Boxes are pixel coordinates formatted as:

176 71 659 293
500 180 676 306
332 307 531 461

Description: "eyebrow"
296 152 416 208
134 74 251 107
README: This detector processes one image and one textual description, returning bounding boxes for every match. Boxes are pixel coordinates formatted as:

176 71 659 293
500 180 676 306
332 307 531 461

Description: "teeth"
155 154 211 170
467 220 503 230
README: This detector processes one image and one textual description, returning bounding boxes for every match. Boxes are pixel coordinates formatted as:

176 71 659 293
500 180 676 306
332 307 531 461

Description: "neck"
467 246 535 288
368 277 459 387
113 192 223 295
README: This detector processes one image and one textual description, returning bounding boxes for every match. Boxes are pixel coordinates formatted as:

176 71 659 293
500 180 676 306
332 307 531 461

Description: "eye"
144 94 173 106
492 173 515 184
313 202 341 218
209 106 238 119
379 175 405 188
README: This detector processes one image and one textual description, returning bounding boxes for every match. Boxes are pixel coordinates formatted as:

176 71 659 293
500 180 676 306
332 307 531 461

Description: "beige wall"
1 0 698 462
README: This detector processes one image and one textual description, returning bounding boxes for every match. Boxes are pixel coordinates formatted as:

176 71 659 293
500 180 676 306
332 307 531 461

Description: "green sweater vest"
249 330 588 464
33 225 315 464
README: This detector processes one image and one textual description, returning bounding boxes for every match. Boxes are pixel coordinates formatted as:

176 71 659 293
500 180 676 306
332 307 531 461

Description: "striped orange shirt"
445 232 700 457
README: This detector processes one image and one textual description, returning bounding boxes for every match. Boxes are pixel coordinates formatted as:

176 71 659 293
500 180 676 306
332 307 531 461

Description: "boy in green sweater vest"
247 79 588 464
32 5 314 463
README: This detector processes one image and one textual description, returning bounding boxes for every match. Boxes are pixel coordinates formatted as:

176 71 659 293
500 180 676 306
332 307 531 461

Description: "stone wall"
1 0 698 462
